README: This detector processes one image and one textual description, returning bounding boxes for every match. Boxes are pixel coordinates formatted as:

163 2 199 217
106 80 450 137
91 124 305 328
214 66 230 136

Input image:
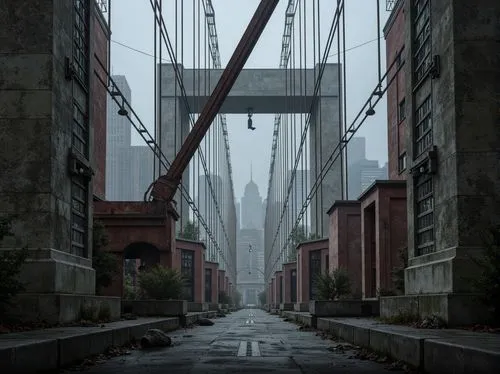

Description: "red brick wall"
297 239 329 302
282 262 296 303
385 3 407 180
177 239 205 303
91 6 109 200
93 201 178 297
205 261 219 304
360 182 407 298
328 202 362 298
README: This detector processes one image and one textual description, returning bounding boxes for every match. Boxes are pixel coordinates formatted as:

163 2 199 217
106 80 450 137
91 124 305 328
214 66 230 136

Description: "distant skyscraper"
130 146 154 200
235 201 241 231
241 171 264 230
348 160 388 199
106 75 132 200
348 137 366 166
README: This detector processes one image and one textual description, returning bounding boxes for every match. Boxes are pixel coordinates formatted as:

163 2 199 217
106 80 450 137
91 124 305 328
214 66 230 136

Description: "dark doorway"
290 269 297 303
123 242 161 297
181 250 195 301
205 268 212 303
309 250 322 300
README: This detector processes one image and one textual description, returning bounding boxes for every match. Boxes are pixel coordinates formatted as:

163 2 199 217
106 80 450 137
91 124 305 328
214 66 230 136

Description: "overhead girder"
150 0 280 203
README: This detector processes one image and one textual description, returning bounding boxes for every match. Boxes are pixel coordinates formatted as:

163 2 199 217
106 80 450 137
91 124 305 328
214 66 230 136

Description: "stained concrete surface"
69 309 399 373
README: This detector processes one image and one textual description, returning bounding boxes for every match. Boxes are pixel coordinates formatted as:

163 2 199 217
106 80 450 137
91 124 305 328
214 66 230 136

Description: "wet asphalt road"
77 309 397 373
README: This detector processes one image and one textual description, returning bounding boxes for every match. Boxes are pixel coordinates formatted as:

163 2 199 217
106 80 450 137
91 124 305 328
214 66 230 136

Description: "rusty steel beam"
150 0 279 202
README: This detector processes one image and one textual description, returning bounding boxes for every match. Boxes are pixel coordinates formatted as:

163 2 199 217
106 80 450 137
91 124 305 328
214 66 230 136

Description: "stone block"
121 300 187 317
279 303 294 311
309 300 380 317
294 303 309 312
380 293 494 326
369 328 424 368
6 294 121 324
0 339 58 373
9 248 96 294
59 330 113 367
380 295 419 318
187 302 209 312
424 336 500 374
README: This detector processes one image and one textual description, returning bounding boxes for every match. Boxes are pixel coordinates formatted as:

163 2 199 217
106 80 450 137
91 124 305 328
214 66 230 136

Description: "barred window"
413 0 431 83
414 95 432 156
73 102 88 157
415 174 434 256
73 0 89 84
71 175 88 257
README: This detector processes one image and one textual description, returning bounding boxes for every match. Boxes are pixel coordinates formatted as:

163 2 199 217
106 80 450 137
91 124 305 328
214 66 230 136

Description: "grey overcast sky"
109 1 389 200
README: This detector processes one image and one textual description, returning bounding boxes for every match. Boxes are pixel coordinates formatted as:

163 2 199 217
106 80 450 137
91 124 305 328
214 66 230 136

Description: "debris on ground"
62 342 139 371
197 318 215 326
140 328 172 348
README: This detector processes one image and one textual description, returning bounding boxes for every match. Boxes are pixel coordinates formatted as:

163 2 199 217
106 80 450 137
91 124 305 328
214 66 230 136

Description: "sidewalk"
282 311 500 374
0 311 216 373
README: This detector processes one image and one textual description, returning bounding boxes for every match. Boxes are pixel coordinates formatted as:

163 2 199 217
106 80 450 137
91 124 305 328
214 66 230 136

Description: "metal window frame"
181 249 195 302
309 250 322 300
414 95 432 157
73 0 90 86
414 173 435 256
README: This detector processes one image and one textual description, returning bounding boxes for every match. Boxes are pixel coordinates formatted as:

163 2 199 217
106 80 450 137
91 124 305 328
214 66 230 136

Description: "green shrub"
138 265 185 300
178 220 200 241
0 216 29 315
218 290 231 304
92 221 118 294
315 268 351 300
123 274 138 300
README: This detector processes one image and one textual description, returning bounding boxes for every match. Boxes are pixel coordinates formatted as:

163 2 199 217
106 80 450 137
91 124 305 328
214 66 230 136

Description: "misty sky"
109 1 390 200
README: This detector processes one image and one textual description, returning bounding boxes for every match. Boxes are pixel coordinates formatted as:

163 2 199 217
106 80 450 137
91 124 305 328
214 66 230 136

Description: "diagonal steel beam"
151 0 280 202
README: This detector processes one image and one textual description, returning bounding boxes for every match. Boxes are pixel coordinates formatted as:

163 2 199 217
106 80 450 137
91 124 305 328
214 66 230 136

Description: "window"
414 95 433 157
181 250 195 302
398 98 406 122
73 102 88 157
73 0 90 85
398 152 407 173
71 175 87 256
413 0 431 83
414 173 434 256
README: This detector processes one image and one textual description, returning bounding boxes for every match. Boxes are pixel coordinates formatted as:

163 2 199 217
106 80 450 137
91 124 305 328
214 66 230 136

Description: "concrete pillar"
282 262 297 303
0 1 97 295
159 64 190 231
328 201 362 298
404 0 500 294
310 64 343 236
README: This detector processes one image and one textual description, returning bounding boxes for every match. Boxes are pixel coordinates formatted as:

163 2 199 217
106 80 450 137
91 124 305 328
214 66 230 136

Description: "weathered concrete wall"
404 0 500 294
0 0 101 296
328 201 362 298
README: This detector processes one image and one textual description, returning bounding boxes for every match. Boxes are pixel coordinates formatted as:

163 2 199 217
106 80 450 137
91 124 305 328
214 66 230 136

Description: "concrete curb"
0 317 181 373
280 311 500 374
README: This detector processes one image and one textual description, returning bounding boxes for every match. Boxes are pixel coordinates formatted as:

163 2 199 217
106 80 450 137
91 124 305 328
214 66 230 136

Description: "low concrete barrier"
122 300 187 317
187 302 209 312
315 317 500 374
309 300 380 317
294 303 309 312
0 317 179 373
279 303 294 311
